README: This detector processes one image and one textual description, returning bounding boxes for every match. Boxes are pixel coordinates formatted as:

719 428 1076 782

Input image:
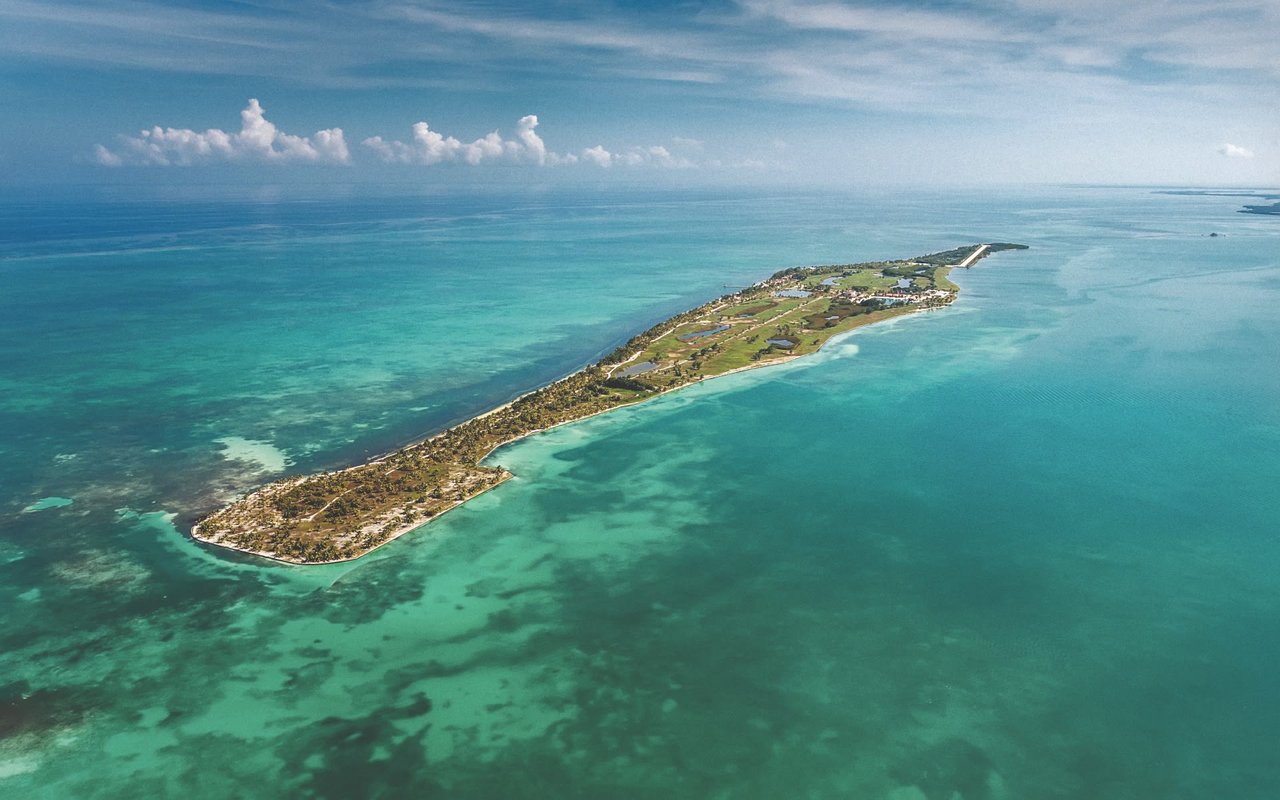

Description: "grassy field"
620 259 961 381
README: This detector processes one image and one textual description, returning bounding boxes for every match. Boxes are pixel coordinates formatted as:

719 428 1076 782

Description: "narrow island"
193 243 1027 563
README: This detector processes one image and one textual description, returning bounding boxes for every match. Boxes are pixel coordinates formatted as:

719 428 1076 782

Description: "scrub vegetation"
194 243 1023 563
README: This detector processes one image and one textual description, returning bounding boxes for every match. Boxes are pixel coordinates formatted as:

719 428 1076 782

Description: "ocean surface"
1 186 1277 798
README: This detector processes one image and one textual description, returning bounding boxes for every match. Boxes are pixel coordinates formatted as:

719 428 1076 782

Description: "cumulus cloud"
600 144 695 169
94 99 349 166
363 115 558 166
92 144 122 167
97 103 698 171
1217 142 1255 158
364 115 694 169
516 115 547 165
581 145 614 167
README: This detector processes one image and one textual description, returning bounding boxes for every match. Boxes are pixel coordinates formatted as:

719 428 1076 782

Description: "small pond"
677 324 730 341
616 361 658 378
774 289 812 298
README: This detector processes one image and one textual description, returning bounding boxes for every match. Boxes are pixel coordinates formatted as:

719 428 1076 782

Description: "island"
193 243 1027 563
1153 189 1280 216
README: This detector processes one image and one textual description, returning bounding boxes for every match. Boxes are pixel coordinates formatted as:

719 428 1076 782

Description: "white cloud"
97 104 696 172
364 115 691 169
1217 142 1255 158
313 128 350 163
580 144 695 169
645 145 678 167
576 138 703 169
581 145 613 167
363 116 556 166
741 0 1014 43
516 115 547 165
1008 0 1280 74
465 132 506 165
92 143 122 167
95 99 349 166
363 122 460 165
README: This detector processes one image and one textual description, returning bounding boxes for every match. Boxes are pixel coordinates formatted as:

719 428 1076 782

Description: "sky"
1 0 1277 190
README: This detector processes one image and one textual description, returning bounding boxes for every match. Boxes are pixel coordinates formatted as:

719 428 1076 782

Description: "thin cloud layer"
20 0 1276 108
95 100 349 166
8 1 1274 184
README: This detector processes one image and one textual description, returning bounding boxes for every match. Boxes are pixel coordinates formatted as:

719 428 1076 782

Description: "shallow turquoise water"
1 187 1277 797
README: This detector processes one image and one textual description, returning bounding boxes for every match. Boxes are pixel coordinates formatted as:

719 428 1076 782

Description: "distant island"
193 243 1027 564
1153 189 1280 216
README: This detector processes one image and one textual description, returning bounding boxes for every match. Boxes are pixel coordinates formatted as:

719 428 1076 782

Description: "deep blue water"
1 186 1277 798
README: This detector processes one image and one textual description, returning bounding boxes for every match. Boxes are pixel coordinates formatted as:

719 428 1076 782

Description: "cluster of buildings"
832 286 954 305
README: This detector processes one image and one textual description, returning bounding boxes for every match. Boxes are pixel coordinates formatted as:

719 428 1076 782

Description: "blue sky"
1 0 1276 189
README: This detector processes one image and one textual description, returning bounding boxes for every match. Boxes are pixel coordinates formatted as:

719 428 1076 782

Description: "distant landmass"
1153 189 1280 216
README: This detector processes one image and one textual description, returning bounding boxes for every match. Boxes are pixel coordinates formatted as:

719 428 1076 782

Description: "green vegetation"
193 242 1024 564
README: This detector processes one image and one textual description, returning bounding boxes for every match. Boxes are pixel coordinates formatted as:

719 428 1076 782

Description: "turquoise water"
1 187 1278 797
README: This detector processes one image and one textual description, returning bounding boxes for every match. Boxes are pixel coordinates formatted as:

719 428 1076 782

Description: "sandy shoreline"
190 298 932 566
191 241 1029 566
